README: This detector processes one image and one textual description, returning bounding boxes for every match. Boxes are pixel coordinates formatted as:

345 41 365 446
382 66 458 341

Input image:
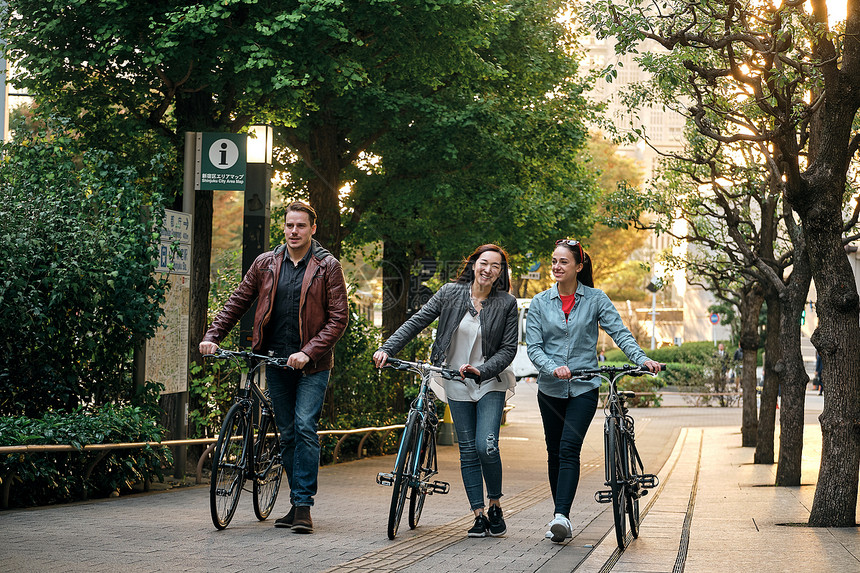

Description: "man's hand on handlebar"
286 351 310 370
199 341 219 356
372 350 389 369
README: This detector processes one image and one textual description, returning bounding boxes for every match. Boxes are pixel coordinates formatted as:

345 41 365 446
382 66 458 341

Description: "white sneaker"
548 514 572 543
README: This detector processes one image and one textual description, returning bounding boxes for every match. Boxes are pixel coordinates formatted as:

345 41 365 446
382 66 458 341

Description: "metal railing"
0 423 407 507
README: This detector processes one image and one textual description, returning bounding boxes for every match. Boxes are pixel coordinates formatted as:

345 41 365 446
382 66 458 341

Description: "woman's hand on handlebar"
199 341 219 355
642 360 663 373
372 350 389 369
458 364 481 380
553 365 572 379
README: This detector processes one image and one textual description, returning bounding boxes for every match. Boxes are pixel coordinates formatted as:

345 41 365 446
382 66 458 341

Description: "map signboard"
146 209 192 394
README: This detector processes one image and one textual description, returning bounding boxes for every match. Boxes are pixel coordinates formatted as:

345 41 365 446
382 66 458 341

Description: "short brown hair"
285 201 317 225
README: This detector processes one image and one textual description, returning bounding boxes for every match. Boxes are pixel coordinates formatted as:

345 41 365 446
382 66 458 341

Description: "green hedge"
0 405 172 508
604 341 730 364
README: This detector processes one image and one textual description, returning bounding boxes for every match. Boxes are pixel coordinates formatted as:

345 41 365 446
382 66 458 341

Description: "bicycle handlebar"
203 349 296 369
569 363 666 379
383 357 482 382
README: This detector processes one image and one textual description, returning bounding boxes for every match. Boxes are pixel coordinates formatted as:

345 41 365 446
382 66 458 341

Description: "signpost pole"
710 312 720 347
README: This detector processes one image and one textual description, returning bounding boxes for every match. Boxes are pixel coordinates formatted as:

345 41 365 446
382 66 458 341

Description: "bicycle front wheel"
606 416 627 549
408 427 434 529
210 402 249 530
624 429 643 539
388 412 418 540
252 413 283 521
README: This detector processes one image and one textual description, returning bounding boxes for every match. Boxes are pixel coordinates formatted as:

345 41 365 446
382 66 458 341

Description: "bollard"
437 404 458 446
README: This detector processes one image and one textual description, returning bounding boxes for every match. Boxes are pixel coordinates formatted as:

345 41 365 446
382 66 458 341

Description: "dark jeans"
266 366 330 507
447 391 506 510
537 388 599 517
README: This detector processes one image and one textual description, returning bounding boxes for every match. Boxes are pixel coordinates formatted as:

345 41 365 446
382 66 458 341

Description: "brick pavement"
3 384 851 573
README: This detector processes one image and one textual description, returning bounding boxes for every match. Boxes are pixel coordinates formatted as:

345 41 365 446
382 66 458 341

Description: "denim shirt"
526 283 650 398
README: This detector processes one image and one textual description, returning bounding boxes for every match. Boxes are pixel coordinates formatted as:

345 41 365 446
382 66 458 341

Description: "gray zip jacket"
379 282 518 382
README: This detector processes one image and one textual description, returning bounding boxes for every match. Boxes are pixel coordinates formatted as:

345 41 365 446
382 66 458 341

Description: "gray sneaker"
487 505 506 537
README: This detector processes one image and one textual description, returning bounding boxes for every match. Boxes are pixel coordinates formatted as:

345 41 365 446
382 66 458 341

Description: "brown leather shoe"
291 506 313 533
274 505 295 528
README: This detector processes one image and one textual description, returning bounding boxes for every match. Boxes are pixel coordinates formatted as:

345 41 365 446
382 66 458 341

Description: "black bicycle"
376 358 478 539
204 349 288 530
571 364 664 549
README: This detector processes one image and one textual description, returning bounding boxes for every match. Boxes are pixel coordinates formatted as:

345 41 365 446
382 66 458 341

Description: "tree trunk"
189 189 213 368
774 251 812 485
738 283 763 447
803 191 860 526
306 124 345 259
381 241 411 412
788 88 860 525
755 293 781 464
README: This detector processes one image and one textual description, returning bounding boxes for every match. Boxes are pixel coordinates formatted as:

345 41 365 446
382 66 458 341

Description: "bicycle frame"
206 350 289 529
570 364 663 549
376 358 474 538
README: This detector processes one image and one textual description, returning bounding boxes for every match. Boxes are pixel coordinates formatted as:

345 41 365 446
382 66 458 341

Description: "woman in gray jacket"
373 245 518 538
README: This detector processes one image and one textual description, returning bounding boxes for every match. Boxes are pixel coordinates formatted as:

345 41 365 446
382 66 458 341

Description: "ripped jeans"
447 391 506 510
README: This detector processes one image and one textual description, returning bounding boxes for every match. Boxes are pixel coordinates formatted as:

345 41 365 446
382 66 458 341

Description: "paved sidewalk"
577 406 860 572
1 386 856 572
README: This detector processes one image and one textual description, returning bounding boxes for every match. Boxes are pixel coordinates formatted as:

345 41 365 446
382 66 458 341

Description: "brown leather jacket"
202 240 349 374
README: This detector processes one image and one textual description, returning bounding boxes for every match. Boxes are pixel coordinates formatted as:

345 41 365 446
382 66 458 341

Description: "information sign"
196 132 246 191
155 209 192 275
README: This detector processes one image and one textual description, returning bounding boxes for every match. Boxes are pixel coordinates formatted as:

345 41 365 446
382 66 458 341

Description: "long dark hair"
556 239 594 288
456 244 511 293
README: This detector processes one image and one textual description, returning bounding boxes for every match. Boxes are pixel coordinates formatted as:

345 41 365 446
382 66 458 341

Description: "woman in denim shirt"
373 245 518 538
526 239 661 542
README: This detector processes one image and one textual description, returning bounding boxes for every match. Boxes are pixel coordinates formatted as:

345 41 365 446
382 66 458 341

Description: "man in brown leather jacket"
199 201 348 534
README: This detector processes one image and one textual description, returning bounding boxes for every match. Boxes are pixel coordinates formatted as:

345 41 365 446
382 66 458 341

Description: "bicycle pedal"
594 490 613 503
376 472 395 486
429 480 450 494
638 474 659 488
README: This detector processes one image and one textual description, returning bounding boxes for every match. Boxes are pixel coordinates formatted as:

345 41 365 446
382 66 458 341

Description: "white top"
431 310 516 403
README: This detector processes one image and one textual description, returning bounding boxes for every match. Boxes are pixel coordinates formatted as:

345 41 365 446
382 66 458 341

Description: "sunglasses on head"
556 239 584 260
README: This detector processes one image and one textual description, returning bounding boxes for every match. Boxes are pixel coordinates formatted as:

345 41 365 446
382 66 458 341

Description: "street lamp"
239 124 274 347
646 276 663 350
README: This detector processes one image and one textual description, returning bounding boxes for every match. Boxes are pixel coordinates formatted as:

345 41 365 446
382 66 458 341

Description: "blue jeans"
266 367 330 507
537 388 599 517
447 391 506 511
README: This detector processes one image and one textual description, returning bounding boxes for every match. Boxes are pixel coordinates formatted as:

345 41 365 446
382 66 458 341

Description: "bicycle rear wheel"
388 412 418 539
252 413 283 521
210 402 249 530
624 429 643 539
408 427 434 529
606 416 627 549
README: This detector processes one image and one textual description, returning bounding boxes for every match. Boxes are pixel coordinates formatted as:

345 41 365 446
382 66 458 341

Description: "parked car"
511 298 538 380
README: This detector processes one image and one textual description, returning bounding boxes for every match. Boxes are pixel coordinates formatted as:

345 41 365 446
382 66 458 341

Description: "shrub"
598 361 665 407
605 341 728 364
0 128 169 416
0 405 172 507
